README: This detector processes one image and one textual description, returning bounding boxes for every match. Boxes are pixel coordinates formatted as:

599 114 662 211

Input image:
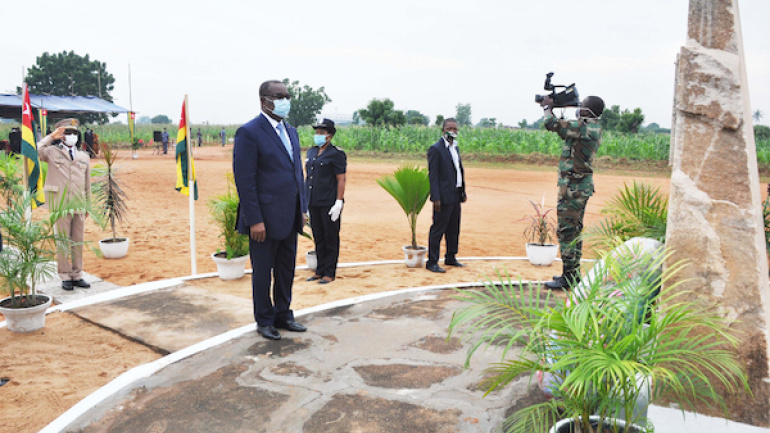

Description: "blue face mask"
313 134 327 146
270 98 291 118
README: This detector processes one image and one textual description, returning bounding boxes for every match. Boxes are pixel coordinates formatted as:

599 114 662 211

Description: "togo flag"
175 99 198 200
21 83 45 207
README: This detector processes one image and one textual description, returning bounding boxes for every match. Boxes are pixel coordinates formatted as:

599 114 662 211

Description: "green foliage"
455 103 472 126
754 109 764 123
434 115 445 127
755 125 770 141
358 99 406 127
601 105 622 131
282 78 332 127
583 182 668 255
92 142 130 242
618 108 645 133
406 110 429 126
151 115 171 124
521 199 557 245
208 173 249 259
477 118 497 128
376 165 430 249
351 111 361 126
21 51 115 125
518 119 528 129
0 152 24 202
449 249 749 433
763 192 770 256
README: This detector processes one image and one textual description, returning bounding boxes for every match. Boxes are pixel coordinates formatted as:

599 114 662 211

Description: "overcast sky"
3 0 769 128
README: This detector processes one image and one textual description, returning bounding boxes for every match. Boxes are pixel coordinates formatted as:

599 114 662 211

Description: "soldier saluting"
38 118 92 291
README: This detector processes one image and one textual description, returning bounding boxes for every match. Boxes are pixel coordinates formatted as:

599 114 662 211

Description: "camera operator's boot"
544 268 581 290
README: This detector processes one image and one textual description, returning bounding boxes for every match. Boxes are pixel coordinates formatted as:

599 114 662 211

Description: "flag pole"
185 94 197 275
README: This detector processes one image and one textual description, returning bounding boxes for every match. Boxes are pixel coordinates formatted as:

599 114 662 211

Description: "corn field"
2 122 770 166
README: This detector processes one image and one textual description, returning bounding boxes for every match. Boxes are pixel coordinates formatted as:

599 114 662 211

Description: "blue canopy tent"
0 93 129 119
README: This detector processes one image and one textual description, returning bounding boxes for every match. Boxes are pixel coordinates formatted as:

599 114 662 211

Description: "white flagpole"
185 94 197 275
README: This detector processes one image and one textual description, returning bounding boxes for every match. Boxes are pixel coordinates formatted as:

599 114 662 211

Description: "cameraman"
539 95 605 290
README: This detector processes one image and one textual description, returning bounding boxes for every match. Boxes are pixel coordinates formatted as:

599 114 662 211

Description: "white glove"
329 199 344 222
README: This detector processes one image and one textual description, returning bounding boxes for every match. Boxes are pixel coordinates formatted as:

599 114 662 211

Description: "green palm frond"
208 172 248 259
376 164 430 248
92 142 129 241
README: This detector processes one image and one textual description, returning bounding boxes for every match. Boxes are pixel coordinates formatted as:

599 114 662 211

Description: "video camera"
535 72 580 108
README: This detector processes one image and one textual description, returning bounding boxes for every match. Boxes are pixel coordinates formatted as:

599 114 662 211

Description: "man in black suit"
233 80 308 340
426 118 467 273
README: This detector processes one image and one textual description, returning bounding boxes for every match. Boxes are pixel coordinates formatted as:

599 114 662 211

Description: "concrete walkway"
25 261 770 433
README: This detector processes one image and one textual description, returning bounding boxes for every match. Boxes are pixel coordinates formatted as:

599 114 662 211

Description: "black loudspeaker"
8 128 21 154
153 131 162 143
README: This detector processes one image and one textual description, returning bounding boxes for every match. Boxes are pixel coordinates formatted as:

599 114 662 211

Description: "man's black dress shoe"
257 325 281 340
73 279 91 288
426 263 446 273
275 320 307 332
62 280 74 291
445 259 464 267
307 276 321 282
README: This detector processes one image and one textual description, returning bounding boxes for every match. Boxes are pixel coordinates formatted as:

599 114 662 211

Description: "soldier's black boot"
544 269 580 290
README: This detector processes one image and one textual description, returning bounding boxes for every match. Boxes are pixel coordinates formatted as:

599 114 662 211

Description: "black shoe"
62 280 74 291
257 325 281 340
426 263 446 273
445 259 464 267
544 276 570 290
307 275 321 282
275 320 307 332
319 277 334 284
72 279 91 288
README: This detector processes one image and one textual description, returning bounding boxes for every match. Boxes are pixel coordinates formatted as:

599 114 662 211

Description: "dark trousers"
248 232 297 326
309 204 341 278
427 192 462 266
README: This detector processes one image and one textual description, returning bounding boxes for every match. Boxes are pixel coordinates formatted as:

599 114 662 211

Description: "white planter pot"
211 253 249 280
0 295 53 332
402 245 427 268
526 242 558 266
131 154 139 159
306 250 317 271
550 416 644 433
99 237 129 259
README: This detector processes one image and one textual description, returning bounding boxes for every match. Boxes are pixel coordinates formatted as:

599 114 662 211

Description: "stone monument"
667 0 770 424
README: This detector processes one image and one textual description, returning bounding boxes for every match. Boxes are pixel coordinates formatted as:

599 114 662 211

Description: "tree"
518 119 528 129
406 110 429 126
434 115 445 127
138 116 151 125
754 109 764 124
151 115 171 124
477 118 497 128
755 125 770 141
21 51 116 125
351 111 362 126
643 122 661 133
358 99 405 127
617 108 645 133
455 103 472 126
600 105 621 131
282 78 331 127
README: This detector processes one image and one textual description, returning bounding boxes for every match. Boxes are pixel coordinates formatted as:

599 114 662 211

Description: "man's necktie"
277 123 293 161
70 148 74 160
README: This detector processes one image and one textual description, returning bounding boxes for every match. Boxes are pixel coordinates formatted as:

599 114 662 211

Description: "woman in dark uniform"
305 119 347 284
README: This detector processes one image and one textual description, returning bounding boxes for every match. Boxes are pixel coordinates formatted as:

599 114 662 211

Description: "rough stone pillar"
667 0 770 424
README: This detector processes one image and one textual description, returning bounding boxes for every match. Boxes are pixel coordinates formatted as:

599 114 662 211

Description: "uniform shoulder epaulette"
332 144 345 153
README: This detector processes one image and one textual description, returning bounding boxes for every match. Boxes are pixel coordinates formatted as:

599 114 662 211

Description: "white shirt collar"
261 110 284 129
443 137 456 148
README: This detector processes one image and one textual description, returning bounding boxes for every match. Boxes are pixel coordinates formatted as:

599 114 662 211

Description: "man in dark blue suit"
233 80 308 340
426 118 467 273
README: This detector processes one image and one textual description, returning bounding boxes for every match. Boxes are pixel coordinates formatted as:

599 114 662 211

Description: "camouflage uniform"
544 115 602 279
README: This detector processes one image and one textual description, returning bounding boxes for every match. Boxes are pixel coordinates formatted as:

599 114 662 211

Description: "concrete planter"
402 245 427 268
526 242 558 266
550 416 643 433
99 237 129 259
211 253 249 280
0 295 53 332
306 250 317 271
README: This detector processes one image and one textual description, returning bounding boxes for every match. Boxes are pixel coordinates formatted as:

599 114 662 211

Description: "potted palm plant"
300 220 316 271
377 164 431 268
208 172 249 280
93 142 130 259
522 197 558 266
0 154 101 332
449 246 749 433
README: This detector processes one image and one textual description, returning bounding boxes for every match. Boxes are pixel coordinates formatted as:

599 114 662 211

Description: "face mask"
270 98 291 118
444 131 458 140
64 134 78 147
313 134 327 146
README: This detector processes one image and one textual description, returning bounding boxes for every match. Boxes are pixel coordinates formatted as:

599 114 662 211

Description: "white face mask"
64 134 78 147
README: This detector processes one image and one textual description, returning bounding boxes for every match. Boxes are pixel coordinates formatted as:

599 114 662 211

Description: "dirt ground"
0 144 674 433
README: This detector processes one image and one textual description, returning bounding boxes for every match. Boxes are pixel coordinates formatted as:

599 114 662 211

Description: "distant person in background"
84 128 95 157
8 127 21 154
197 128 202 147
304 119 346 284
162 128 170 154
37 118 91 291
220 127 226 147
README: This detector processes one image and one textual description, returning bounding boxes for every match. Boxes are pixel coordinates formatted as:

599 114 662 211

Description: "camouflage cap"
54 118 80 131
